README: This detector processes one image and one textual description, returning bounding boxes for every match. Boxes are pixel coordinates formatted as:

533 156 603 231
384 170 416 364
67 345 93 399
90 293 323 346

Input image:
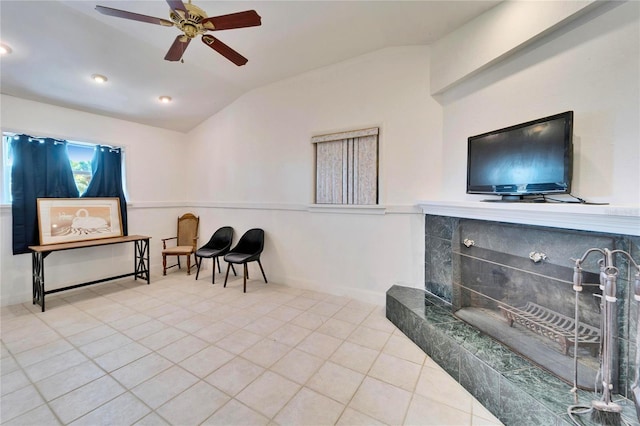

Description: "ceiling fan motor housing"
170 3 208 38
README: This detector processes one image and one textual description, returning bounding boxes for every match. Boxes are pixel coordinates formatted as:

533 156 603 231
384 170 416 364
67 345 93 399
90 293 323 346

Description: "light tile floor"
1 271 504 426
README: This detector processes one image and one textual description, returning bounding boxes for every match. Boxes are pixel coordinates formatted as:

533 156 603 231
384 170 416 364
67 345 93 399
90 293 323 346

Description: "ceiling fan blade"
165 0 186 12
164 35 191 62
96 5 174 27
201 10 262 31
201 35 248 66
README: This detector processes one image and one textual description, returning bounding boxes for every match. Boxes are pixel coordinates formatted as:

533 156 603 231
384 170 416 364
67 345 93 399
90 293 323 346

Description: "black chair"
223 228 268 293
195 226 236 284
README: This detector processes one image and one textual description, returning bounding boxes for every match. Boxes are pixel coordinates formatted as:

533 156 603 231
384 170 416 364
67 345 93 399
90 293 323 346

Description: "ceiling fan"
95 0 261 66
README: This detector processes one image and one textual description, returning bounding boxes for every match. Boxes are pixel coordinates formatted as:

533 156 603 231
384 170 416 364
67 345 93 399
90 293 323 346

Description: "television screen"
467 111 573 201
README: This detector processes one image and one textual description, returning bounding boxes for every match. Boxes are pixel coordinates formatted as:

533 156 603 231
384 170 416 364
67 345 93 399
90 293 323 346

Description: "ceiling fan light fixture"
0 43 13 55
91 74 108 84
159 96 172 104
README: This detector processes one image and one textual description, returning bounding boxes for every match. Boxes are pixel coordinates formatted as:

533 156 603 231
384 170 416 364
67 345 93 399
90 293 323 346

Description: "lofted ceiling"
0 0 500 133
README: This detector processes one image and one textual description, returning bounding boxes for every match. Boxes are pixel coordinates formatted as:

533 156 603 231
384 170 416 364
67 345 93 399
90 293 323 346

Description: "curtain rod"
3 132 122 150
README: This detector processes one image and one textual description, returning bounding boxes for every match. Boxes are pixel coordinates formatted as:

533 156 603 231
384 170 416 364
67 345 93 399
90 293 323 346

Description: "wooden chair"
162 213 199 275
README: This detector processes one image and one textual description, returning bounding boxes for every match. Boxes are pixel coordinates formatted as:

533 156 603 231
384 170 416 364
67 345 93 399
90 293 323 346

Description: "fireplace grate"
499 302 600 355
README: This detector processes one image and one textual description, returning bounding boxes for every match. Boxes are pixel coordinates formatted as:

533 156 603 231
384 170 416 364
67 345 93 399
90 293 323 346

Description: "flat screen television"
466 111 573 202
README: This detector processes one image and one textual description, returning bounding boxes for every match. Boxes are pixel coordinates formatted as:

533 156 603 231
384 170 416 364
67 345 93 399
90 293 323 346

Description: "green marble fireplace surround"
386 203 640 425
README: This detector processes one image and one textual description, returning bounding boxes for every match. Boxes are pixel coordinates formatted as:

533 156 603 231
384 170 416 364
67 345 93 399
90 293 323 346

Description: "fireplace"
386 204 639 424
424 211 638 396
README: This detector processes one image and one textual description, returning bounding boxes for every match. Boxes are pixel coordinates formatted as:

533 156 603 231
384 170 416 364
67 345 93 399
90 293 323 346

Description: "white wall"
437 2 640 205
430 0 599 94
0 95 188 306
1 95 188 203
187 46 440 206
184 46 439 303
192 206 424 304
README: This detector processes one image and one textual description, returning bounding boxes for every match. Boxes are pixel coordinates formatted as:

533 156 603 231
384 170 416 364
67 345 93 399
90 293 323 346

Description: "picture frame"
36 197 123 245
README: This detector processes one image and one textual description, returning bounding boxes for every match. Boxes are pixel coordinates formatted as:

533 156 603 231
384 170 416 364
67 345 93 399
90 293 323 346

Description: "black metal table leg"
134 238 150 284
32 251 49 312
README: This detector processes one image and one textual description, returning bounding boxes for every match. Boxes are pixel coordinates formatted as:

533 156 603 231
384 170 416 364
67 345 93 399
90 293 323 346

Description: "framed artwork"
37 197 123 245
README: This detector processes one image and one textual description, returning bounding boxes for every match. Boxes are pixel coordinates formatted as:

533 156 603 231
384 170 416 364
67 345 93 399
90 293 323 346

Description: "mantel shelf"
418 200 640 236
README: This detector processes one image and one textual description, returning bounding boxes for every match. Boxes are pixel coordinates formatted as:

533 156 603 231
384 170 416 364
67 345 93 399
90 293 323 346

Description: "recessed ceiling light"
0 43 13 55
159 96 172 104
91 74 108 83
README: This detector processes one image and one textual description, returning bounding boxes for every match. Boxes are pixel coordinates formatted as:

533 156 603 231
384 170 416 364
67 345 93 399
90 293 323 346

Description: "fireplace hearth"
386 284 640 425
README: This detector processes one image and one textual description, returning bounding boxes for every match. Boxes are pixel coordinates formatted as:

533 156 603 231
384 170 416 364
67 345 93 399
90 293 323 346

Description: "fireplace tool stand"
568 248 640 426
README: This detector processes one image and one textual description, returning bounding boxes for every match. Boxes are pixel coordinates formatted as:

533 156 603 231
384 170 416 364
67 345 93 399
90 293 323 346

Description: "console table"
29 235 150 312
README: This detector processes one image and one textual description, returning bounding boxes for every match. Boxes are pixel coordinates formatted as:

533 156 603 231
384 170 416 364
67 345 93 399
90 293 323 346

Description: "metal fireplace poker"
568 247 640 426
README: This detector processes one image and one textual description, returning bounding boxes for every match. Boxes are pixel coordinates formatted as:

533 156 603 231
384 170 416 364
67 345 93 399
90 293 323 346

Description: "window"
312 127 379 204
1 135 11 203
1 133 125 202
67 143 95 195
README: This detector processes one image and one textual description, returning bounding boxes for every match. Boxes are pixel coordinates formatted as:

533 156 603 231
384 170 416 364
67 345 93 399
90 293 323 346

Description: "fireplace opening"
452 243 605 391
